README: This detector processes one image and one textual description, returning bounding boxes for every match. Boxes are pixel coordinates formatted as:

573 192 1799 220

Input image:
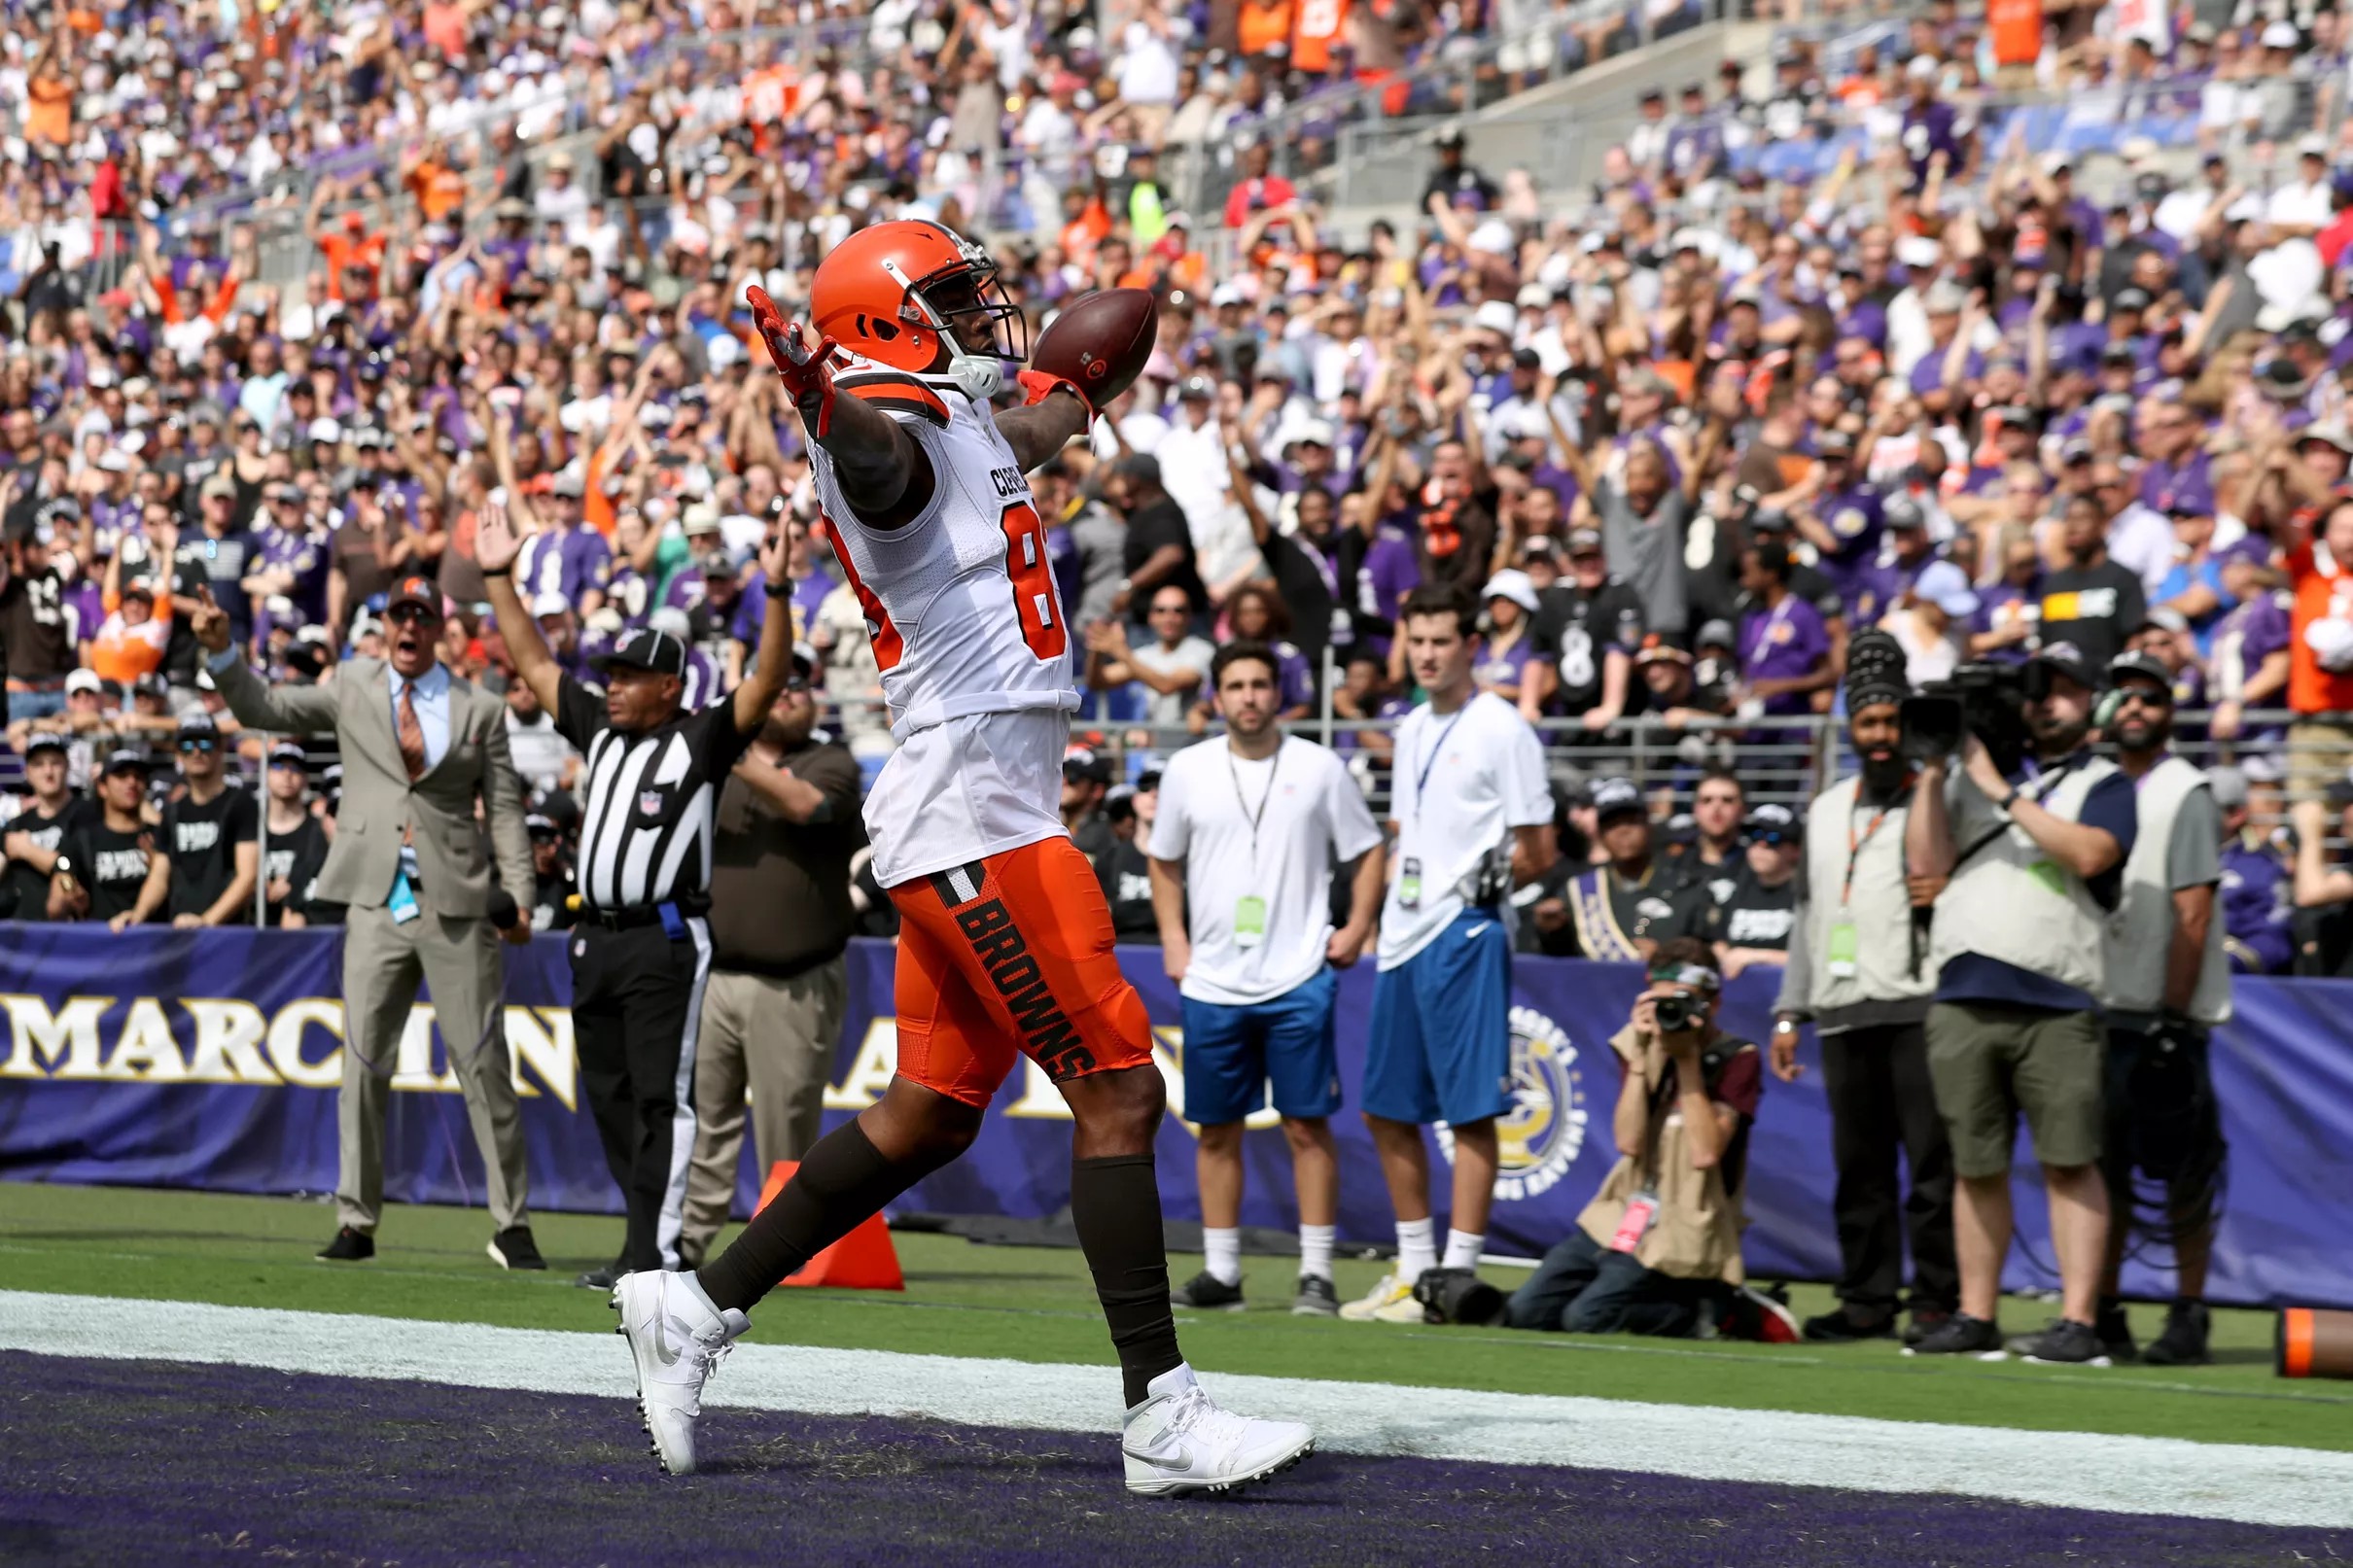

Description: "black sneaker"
1902 1307 1951 1348
487 1226 546 1272
1803 1306 1897 1343
2008 1317 2112 1366
1171 1270 1247 1311
2140 1300 2212 1367
2094 1298 2139 1363
315 1227 374 1263
1905 1311 2003 1356
1291 1275 1340 1317
574 1261 625 1290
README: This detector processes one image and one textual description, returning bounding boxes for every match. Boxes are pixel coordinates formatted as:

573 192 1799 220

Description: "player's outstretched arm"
995 386 1092 473
747 287 933 524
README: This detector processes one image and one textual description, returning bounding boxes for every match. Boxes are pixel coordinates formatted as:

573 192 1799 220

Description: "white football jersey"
812 359 1082 888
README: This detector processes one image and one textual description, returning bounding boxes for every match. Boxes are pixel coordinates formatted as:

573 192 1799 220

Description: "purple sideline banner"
1 925 2348 1308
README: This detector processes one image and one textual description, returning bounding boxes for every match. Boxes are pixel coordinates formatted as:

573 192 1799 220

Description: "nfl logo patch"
639 789 664 817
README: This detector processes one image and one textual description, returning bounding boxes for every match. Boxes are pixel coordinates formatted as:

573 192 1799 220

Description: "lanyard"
1226 737 1282 862
1410 705 1468 828
1843 804 1891 908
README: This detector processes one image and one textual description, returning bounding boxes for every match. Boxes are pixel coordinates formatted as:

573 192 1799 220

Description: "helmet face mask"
815 221 1027 394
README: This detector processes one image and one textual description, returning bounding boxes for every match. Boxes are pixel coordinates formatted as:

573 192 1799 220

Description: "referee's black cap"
590 627 686 679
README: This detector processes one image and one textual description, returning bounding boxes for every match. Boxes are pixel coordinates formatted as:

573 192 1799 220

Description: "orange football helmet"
809 220 1027 384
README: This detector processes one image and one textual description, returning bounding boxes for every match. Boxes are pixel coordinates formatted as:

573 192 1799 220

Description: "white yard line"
4 1290 2348 1529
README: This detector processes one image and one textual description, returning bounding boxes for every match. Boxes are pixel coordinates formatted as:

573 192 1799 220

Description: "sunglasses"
384 603 441 625
2115 687 2172 709
783 677 811 693
179 738 216 752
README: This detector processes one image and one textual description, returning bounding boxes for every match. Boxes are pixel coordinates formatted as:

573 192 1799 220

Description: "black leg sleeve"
696 1120 929 1313
1070 1153 1183 1408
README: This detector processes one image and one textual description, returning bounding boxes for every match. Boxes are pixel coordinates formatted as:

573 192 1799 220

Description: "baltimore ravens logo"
1436 1005 1588 1201
1832 506 1868 539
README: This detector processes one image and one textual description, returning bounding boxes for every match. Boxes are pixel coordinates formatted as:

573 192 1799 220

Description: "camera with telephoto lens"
1900 661 2032 778
1652 992 1702 1033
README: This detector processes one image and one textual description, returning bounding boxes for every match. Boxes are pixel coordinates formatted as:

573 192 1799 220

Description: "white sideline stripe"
3 1290 2347 1529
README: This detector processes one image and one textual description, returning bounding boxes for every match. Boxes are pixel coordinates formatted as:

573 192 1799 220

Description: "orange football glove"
746 286 841 436
1017 367 1094 418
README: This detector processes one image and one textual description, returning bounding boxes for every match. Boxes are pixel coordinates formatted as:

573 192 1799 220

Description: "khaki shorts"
1925 1001 2105 1179
2287 718 2353 805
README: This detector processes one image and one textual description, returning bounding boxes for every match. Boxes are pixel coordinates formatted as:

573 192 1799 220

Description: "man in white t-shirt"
1148 642 1387 1317
1345 587 1558 1324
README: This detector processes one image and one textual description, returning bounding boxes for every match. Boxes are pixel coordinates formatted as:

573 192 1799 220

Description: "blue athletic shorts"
1363 909 1514 1128
1178 967 1342 1126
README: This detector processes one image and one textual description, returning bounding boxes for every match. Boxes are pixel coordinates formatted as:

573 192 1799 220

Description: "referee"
476 500 797 1287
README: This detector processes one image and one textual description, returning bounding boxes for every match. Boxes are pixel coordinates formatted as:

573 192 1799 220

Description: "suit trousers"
338 902 529 1235
679 958 851 1265
1818 1020 1958 1317
572 917 713 1272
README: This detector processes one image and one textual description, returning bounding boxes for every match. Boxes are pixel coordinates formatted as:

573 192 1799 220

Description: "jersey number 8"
829 501 1065 673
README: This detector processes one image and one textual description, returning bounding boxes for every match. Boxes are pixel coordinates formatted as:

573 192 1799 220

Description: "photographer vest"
1928 756 2118 998
1797 776 1934 1024
1575 1026 1750 1285
2103 754 2231 1028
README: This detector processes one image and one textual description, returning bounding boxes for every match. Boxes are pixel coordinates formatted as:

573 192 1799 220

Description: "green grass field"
5 1182 2345 1453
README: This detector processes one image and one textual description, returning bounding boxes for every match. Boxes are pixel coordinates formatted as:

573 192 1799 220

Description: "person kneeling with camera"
1503 939 1767 1338
1906 642 2132 1365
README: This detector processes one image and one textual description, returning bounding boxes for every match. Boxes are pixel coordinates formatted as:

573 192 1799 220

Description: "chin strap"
746 286 840 437
1017 368 1094 418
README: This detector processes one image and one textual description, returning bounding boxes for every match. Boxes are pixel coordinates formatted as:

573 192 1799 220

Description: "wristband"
1016 367 1094 417
482 566 511 578
1996 787 2019 814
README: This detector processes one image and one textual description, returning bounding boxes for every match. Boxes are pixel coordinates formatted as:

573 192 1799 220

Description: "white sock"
1443 1228 1486 1272
1202 1227 1243 1285
1298 1224 1336 1281
1395 1217 1437 1280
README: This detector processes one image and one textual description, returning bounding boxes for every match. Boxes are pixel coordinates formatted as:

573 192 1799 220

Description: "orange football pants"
887 836 1156 1107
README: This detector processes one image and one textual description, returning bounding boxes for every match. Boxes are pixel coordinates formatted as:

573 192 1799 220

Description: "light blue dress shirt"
388 663 451 770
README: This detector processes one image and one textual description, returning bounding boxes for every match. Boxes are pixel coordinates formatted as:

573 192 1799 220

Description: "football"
1030 288 1158 409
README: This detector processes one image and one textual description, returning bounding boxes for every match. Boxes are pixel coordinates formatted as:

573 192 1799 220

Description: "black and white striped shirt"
553 675 755 912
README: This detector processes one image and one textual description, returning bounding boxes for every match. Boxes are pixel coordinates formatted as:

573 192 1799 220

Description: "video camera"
1899 661 2035 778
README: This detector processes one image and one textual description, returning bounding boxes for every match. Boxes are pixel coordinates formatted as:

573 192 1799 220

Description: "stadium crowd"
3 0 2352 989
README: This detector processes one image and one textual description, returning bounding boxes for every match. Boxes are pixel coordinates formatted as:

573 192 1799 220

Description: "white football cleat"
1337 1271 1424 1323
612 1270 749 1476
1122 1364 1313 1497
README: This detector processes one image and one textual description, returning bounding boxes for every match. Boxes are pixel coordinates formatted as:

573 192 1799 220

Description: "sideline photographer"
1503 939 1767 1338
1774 632 1956 1344
1905 642 2133 1365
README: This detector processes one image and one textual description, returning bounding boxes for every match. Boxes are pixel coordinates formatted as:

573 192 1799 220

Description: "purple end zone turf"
0 1351 2335 1568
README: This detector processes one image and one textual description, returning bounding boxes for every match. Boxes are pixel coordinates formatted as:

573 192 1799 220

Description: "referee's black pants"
1819 1021 1959 1320
572 917 712 1273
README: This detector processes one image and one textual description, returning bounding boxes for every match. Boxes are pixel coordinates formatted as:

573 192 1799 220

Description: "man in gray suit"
191 575 544 1270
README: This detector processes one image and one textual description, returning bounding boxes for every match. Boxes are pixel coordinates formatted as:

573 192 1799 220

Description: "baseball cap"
548 468 587 499
1815 428 1855 457
268 741 308 767
2028 641 2095 688
1176 375 1216 401
2112 287 2154 313
1062 748 1113 785
100 747 151 777
387 575 444 619
1914 559 1979 618
307 416 344 443
1884 495 1928 531
2108 650 2175 695
64 668 103 696
525 812 561 839
1696 618 1736 650
589 626 687 679
2300 424 2353 455
177 712 220 742
21 730 67 757
2206 764 2249 809
1564 526 1605 556
200 470 238 501
1634 632 1692 665
1481 570 1540 614
1591 776 1645 821
1744 802 1804 844
530 591 572 618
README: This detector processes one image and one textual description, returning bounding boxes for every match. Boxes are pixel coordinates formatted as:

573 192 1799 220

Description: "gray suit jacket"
212 656 534 920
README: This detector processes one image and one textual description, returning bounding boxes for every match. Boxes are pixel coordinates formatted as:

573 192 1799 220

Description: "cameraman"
1906 642 2133 1366
1774 635 1956 1345
2098 652 2230 1367
1503 939 1764 1338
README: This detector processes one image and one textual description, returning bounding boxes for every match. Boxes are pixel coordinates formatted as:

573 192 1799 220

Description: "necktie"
397 683 428 782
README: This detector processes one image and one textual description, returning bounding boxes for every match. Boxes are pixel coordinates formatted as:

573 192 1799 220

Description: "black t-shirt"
1567 863 1705 958
0 566 76 682
292 817 344 925
2037 559 2145 673
534 861 580 931
1095 833 1158 941
1121 497 1207 621
260 810 330 925
1265 531 1338 664
1528 578 1647 714
1 794 94 920
163 784 260 923
1665 844 1744 911
551 674 756 910
1703 865 1800 952
60 818 158 923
